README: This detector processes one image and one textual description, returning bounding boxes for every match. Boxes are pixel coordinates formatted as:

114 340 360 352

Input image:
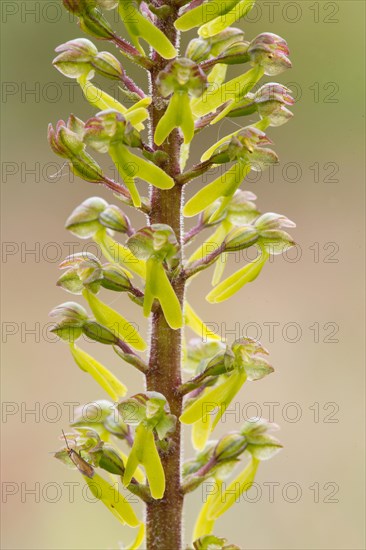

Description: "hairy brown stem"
145 6 185 550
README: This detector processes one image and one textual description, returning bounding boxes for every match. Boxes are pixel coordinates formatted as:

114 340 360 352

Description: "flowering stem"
145 7 185 550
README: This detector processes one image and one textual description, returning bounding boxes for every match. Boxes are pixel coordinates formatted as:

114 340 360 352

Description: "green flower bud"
62 0 116 41
79 12 114 41
255 212 296 232
202 190 259 227
226 190 259 224
225 226 259 252
61 252 102 275
91 443 125 475
248 33 292 76
241 417 278 437
185 28 245 63
48 119 105 183
101 264 132 292
50 319 83 342
157 58 207 98
99 204 130 233
202 347 235 378
214 433 248 462
218 41 250 64
185 339 226 374
68 114 85 139
254 83 294 126
226 95 257 118
48 120 73 158
49 301 88 322
71 151 105 182
92 51 124 80
57 269 85 295
53 38 97 79
240 419 282 460
255 212 296 253
258 230 296 254
206 27 243 53
65 197 107 238
185 38 211 62
82 320 120 345
57 125 84 156
151 225 180 266
103 410 131 440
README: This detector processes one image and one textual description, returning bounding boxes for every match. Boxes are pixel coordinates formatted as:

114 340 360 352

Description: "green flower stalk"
49 1 296 548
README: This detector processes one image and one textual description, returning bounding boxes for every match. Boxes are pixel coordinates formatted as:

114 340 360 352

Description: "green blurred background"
1 1 365 548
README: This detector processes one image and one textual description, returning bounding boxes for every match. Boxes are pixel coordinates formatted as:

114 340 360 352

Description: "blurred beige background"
1 1 365 549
